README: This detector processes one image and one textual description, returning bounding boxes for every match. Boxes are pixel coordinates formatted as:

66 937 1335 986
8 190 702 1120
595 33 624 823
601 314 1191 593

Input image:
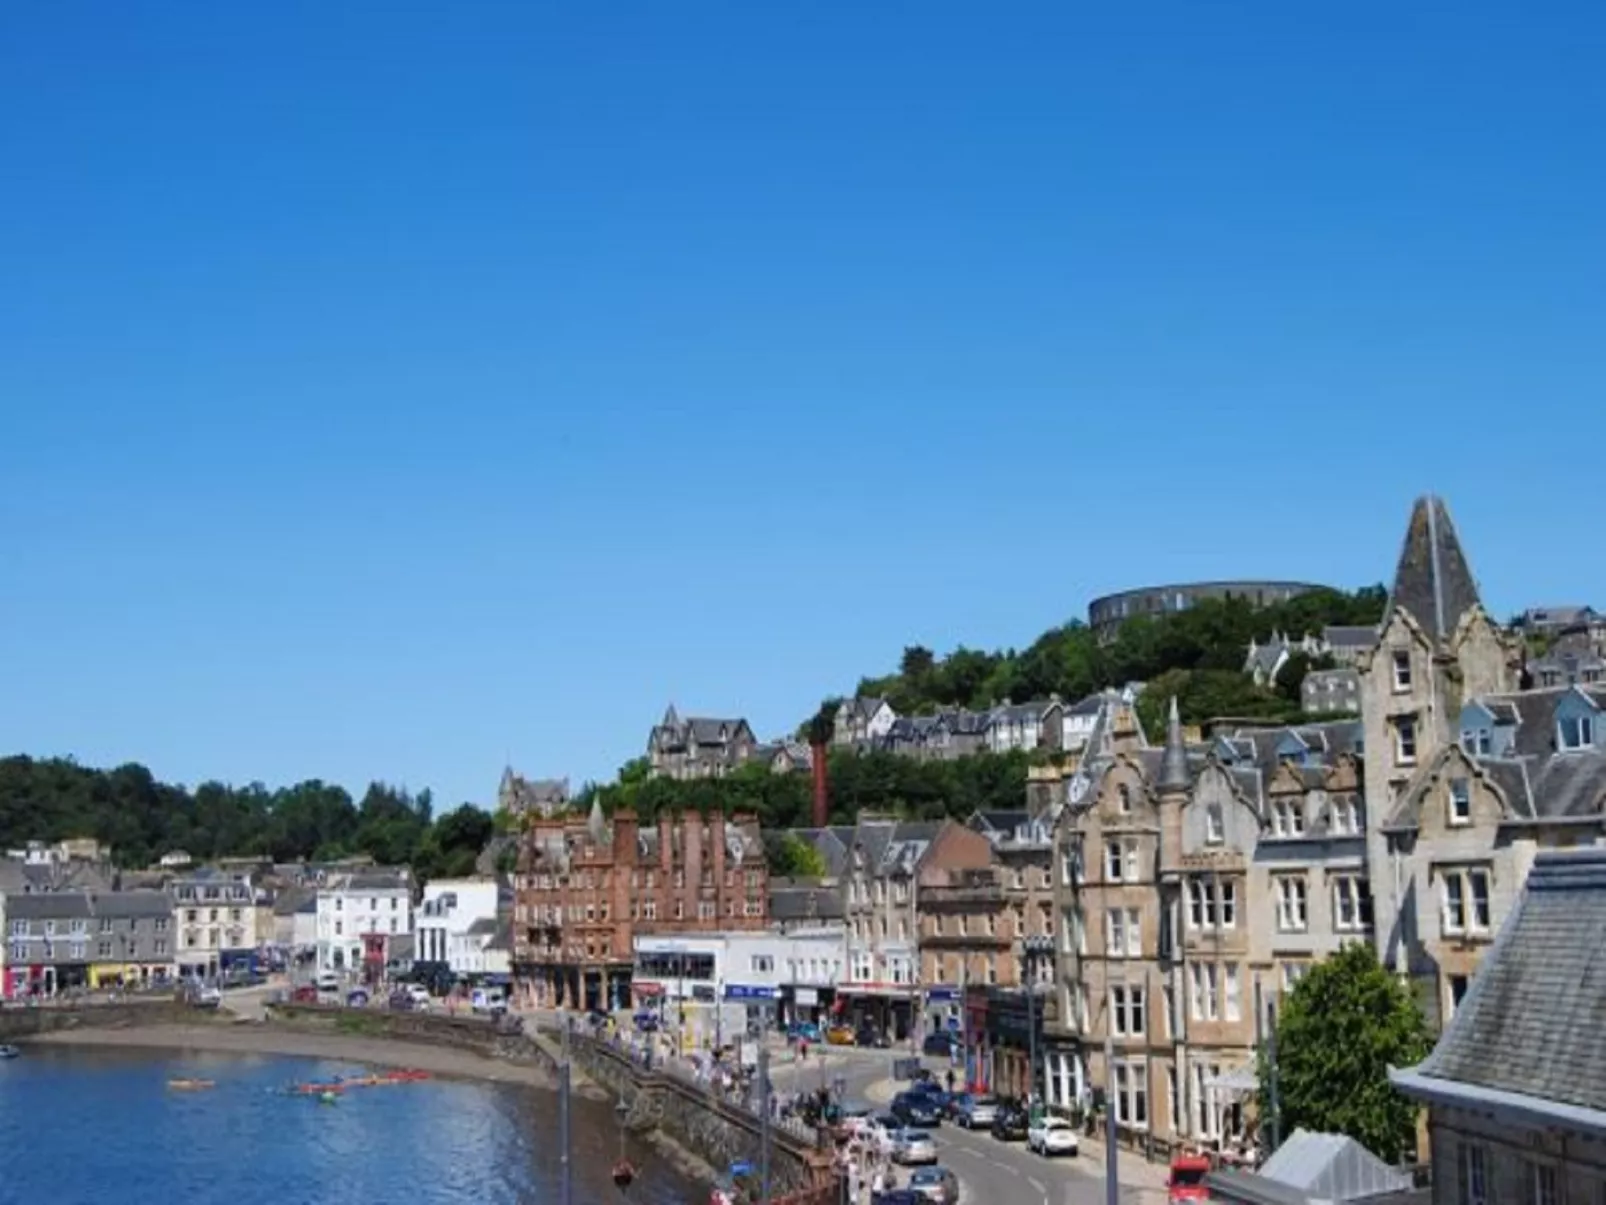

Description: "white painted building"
632 928 847 1030
315 871 412 975
415 878 502 978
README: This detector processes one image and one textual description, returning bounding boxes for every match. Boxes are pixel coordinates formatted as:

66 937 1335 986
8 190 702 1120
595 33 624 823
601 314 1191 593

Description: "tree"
766 831 828 878
1261 942 1431 1162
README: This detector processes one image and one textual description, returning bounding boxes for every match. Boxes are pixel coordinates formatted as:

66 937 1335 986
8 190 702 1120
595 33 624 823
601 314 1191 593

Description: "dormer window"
1117 784 1132 814
1392 651 1412 691
1271 799 1304 838
1559 714 1596 752
1449 778 1471 826
1461 727 1492 757
1205 801 1224 845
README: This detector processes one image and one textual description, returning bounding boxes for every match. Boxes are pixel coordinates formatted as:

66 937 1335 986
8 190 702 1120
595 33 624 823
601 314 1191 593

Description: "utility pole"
1104 1027 1118 1205
758 1041 772 1205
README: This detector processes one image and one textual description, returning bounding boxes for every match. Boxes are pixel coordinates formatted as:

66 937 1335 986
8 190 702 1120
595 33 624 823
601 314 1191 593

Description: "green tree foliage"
574 748 1029 831
855 586 1385 731
1261 942 1431 1162
765 830 829 877
0 755 490 878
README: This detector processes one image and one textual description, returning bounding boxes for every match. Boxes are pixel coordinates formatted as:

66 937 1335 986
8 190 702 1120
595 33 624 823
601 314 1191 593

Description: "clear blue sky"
3 3 1603 808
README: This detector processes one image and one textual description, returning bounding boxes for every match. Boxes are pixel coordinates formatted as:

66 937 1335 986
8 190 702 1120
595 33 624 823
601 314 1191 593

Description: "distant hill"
849 585 1387 735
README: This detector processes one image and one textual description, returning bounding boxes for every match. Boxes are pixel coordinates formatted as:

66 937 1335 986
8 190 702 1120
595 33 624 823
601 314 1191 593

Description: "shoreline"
24 1023 558 1087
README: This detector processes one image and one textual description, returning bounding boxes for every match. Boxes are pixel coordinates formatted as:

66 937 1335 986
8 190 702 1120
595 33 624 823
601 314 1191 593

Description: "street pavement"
768 1046 1169 1205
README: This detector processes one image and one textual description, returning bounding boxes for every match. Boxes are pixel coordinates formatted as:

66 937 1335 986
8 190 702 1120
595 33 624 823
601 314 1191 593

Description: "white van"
471 986 507 1015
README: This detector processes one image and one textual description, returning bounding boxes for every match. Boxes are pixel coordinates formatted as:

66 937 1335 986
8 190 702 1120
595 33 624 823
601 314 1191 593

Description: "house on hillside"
647 705 757 779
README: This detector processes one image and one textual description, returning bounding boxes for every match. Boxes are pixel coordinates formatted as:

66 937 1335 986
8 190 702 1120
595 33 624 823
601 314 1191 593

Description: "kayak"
168 1079 216 1091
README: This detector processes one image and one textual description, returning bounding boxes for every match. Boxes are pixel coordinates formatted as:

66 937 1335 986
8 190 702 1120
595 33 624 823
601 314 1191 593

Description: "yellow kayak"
168 1078 216 1091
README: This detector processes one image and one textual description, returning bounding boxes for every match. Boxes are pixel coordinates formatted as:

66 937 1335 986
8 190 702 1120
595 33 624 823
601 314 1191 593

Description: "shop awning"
1205 1063 1259 1099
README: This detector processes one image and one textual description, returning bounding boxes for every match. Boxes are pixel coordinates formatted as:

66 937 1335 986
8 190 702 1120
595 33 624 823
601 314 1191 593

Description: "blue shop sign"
925 986 959 1002
724 984 778 1001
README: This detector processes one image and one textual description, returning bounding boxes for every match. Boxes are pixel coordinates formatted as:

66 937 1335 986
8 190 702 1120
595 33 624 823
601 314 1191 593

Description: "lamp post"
1021 935 1054 1109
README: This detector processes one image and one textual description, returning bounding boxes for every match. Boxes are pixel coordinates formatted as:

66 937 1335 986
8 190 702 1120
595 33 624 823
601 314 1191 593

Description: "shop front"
922 985 962 1039
832 982 917 1042
778 983 832 1029
87 962 173 990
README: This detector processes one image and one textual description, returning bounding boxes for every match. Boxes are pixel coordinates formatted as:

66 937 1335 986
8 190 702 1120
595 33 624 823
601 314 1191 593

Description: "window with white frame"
1220 879 1237 928
1527 1160 1557 1205
1560 713 1597 751
1459 1141 1487 1205
1185 877 1234 930
1105 839 1139 883
1332 875 1370 931
1449 777 1471 825
1110 984 1146 1037
1329 795 1360 835
1188 962 1219 1021
1280 961 1308 993
1112 1060 1148 1128
1442 867 1492 935
1274 875 1308 932
1186 878 1206 929
1105 907 1141 957
1394 716 1417 766
1392 650 1412 691
1223 962 1241 1022
1271 798 1305 837
1167 1065 1180 1133
1205 802 1224 845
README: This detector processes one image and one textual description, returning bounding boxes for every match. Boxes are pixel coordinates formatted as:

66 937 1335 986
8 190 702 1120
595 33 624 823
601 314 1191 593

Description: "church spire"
1157 697 1189 794
1384 495 1482 646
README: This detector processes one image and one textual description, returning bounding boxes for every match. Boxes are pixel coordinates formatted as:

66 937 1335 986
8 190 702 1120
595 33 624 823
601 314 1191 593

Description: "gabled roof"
1322 625 1379 649
92 891 173 920
1383 494 1482 646
1208 1128 1417 1204
1393 850 1606 1131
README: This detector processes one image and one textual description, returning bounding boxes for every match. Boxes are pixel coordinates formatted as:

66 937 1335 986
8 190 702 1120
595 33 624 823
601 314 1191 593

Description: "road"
768 1047 1168 1205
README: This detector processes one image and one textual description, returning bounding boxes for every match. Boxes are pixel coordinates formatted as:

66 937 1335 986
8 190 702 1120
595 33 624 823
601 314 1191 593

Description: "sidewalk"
1075 1128 1171 1203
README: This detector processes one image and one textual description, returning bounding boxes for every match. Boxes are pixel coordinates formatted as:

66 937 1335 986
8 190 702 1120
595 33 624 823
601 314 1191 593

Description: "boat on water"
292 1082 345 1095
0 1045 20 1060
167 1078 216 1091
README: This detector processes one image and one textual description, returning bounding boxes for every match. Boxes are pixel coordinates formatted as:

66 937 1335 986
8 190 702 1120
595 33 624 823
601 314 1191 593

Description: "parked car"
315 971 340 993
1026 1115 1079 1157
833 1103 874 1141
291 985 319 1004
856 1024 891 1048
922 1032 958 1057
890 1128 938 1166
825 1024 857 1046
407 984 431 1007
866 1114 902 1154
907 1166 960 1205
787 1021 822 1043
871 1192 926 1205
892 1092 944 1128
990 1105 1029 1142
952 1095 999 1129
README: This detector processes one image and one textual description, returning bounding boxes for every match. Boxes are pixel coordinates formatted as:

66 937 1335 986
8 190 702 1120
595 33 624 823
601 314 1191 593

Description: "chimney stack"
811 744 829 828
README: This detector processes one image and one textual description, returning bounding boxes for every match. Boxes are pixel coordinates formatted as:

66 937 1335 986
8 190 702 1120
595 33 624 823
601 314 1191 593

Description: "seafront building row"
0 854 510 997
508 496 1606 1159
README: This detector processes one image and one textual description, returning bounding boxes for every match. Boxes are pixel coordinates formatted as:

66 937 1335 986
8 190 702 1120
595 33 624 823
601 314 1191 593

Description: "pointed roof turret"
1384 495 1482 646
1157 697 1189 793
587 795 608 845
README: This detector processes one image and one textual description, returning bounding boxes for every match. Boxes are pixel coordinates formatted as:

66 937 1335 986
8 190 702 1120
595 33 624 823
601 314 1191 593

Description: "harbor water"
0 1046 696 1205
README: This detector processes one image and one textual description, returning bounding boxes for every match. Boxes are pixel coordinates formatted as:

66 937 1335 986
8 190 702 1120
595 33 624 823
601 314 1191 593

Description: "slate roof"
343 872 409 891
465 917 500 937
91 891 173 919
5 892 93 920
1403 849 1606 1118
1383 495 1482 646
1322 625 1379 650
768 882 844 922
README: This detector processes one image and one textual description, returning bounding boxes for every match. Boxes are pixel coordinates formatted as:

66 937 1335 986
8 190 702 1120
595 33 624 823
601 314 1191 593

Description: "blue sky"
3 2 1603 808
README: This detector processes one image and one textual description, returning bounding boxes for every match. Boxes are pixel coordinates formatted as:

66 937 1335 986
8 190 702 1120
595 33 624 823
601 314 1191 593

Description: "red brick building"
513 801 768 1011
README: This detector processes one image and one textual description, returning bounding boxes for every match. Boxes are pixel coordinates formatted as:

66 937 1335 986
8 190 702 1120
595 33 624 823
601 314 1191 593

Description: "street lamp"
1021 935 1054 1110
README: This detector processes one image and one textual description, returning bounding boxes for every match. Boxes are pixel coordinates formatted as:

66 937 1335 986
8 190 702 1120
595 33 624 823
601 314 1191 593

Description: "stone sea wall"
0 1000 204 1038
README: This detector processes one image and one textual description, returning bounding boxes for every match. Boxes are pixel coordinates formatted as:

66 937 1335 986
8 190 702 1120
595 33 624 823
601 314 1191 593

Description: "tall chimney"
811 743 829 827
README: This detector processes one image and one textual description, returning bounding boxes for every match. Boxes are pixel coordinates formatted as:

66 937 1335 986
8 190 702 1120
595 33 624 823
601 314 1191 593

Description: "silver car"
955 1095 999 1129
908 1166 959 1205
892 1128 938 1166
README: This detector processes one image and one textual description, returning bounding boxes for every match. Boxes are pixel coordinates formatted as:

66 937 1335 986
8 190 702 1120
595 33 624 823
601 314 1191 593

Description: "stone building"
646 705 758 780
1391 849 1606 1204
1359 495 1521 985
513 801 768 1011
829 816 938 1039
497 770 569 819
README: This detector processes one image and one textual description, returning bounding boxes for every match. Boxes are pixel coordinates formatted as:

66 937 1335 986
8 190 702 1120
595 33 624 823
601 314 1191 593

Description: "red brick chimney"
811 743 829 827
